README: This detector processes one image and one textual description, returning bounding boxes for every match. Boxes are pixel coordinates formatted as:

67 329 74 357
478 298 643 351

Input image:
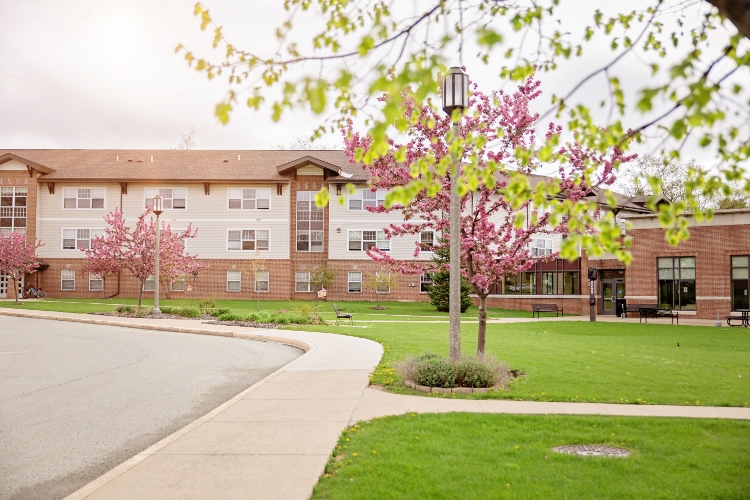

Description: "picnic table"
727 309 750 327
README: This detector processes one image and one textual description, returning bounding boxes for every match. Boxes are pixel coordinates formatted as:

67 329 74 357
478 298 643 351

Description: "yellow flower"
514 445 520 449
352 453 358 457
346 438 350 442
372 450 377 454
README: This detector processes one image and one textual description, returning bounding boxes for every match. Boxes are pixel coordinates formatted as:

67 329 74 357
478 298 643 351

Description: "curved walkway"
0 308 747 500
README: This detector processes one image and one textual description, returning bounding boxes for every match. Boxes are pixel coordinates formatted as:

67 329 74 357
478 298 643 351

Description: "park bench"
332 303 353 326
638 306 679 325
623 303 658 318
531 303 564 318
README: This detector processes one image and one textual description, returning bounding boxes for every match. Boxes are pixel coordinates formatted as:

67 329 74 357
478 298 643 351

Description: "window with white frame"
420 231 435 252
296 191 324 252
530 238 552 256
348 230 390 252
295 271 311 292
255 270 270 292
227 230 270 251
171 275 185 292
89 273 103 291
348 189 387 210
420 273 433 293
228 188 271 210
0 186 27 236
374 271 391 294
61 270 75 290
63 188 105 209
62 229 104 250
226 270 242 292
143 276 156 292
348 271 363 293
144 188 187 209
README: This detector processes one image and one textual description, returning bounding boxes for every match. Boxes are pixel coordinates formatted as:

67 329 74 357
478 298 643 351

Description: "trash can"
615 298 626 318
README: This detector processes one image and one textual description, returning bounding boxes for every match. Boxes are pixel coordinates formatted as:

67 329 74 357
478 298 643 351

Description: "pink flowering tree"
83 208 204 306
0 232 44 304
343 77 634 357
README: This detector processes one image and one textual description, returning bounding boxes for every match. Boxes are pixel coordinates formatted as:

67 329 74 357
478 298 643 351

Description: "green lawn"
313 413 750 499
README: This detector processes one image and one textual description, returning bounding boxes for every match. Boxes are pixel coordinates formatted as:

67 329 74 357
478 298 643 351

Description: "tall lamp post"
152 195 163 315
442 66 469 361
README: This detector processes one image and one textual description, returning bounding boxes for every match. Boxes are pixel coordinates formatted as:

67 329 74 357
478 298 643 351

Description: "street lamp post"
442 66 469 361
152 195 164 315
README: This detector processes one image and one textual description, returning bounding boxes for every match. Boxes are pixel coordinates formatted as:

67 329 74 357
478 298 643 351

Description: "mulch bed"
92 311 281 329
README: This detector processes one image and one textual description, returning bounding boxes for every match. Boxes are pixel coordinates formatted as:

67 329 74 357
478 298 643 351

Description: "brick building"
1 149 747 319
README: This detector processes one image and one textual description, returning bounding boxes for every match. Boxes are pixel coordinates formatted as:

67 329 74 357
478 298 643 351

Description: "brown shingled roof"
0 149 368 182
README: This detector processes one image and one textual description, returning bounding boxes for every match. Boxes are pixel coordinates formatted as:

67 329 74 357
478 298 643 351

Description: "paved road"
0 316 302 500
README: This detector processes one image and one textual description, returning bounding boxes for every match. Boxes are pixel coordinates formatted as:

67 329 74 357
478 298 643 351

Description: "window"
61 270 75 290
89 273 103 291
374 271 391 294
657 257 696 311
503 272 536 294
62 229 104 250
731 256 749 310
296 191 324 252
348 271 363 293
63 188 105 209
348 230 390 252
1 186 27 236
227 229 270 251
255 270 270 292
228 188 271 210
143 276 156 292
530 238 552 256
144 188 187 209
295 271 311 292
227 270 242 292
541 271 580 295
348 189 387 210
420 231 434 252
171 275 185 292
420 274 433 293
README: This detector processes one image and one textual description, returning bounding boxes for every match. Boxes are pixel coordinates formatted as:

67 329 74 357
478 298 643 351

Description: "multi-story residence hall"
1 149 749 319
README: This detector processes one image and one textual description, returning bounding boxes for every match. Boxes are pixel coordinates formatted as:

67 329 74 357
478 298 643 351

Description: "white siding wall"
328 184 433 261
0 160 27 171
37 182 290 260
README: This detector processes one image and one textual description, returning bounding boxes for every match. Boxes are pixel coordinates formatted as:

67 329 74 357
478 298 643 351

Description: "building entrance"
600 270 625 316
0 274 23 299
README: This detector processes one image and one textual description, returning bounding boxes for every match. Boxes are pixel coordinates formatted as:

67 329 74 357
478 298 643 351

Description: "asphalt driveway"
0 316 302 499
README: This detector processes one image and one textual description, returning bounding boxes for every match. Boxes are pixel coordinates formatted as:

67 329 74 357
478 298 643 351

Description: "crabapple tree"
0 232 44 304
344 78 634 357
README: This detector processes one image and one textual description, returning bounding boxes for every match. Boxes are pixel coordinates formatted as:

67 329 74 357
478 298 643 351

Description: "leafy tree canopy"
180 0 750 251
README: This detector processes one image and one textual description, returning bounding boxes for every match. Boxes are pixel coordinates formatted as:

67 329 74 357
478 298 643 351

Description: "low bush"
396 353 509 389
218 313 245 321
246 311 274 323
116 305 132 313
413 357 456 388
176 307 201 318
454 356 509 388
159 305 177 314
198 297 218 314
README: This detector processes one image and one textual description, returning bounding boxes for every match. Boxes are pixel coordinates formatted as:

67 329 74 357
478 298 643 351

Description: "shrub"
427 271 473 313
246 312 273 323
134 306 152 317
116 305 132 313
454 356 509 388
159 306 177 314
198 297 218 314
413 356 456 388
218 313 245 321
176 307 201 318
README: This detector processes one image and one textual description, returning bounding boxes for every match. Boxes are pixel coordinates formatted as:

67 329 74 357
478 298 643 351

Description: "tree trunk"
13 278 19 305
705 0 750 39
476 295 488 359
138 285 144 307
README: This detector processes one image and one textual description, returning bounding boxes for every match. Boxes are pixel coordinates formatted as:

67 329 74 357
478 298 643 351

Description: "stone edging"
403 380 500 394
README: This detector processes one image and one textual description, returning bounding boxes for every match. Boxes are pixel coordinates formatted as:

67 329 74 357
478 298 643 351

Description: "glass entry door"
601 279 625 315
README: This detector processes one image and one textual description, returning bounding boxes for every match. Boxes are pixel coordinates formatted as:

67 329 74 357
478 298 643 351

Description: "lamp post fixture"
152 195 164 315
442 66 469 361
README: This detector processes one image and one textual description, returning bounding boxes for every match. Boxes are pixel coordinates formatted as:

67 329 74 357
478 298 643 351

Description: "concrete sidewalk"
1 308 747 500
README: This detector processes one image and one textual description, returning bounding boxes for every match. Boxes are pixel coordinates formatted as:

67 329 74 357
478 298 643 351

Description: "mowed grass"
287 318 750 407
0 297 532 320
313 413 750 500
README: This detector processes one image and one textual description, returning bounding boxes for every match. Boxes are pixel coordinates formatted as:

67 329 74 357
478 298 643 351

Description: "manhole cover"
552 445 630 457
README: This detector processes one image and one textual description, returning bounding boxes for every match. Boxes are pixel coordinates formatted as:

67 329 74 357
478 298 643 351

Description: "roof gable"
0 153 55 174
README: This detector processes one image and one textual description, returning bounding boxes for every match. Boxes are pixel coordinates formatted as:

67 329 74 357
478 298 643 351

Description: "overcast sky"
0 0 737 164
